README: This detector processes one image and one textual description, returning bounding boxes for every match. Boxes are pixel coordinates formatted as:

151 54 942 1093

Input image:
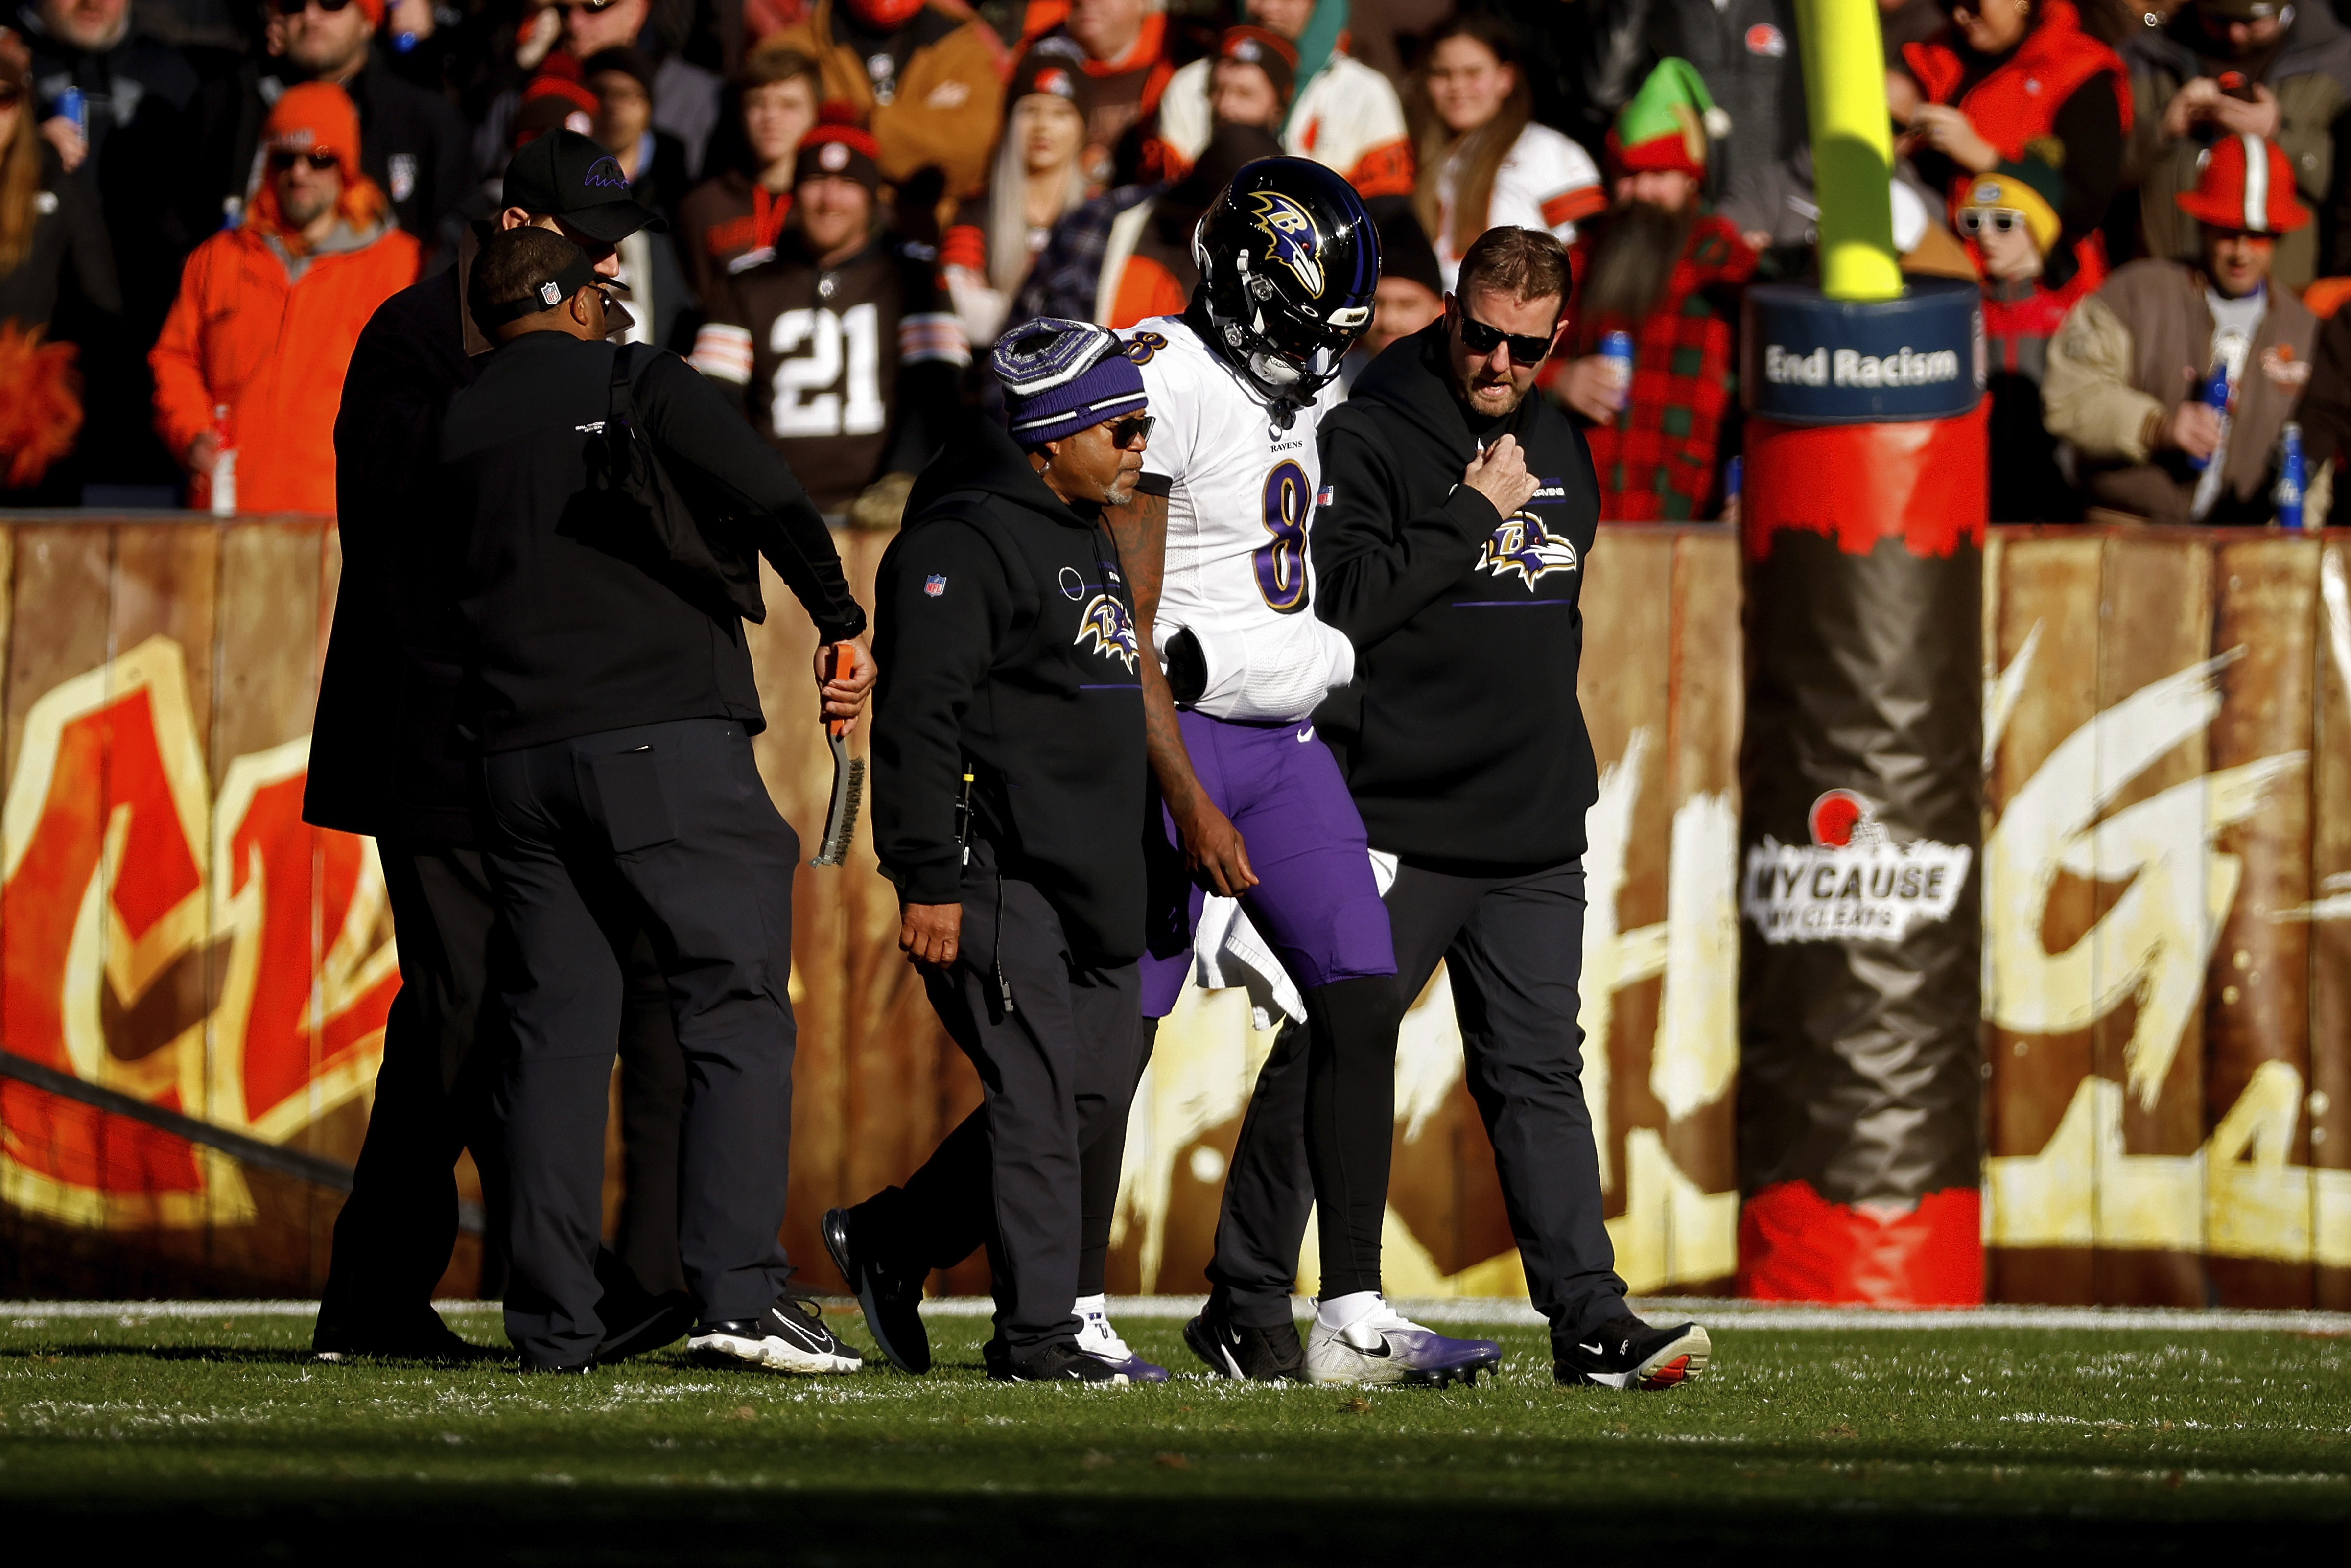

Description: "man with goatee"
1549 59 1756 522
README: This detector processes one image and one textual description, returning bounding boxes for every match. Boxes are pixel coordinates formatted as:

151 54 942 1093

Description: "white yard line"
10 1297 2349 1334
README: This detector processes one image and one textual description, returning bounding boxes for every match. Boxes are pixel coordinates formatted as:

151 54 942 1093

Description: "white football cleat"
1075 1295 1169 1382
1303 1295 1502 1388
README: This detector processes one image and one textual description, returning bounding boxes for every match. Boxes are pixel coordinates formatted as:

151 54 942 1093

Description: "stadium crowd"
6 0 2351 524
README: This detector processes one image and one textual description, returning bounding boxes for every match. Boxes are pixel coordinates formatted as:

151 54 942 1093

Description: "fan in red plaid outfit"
1547 59 1755 523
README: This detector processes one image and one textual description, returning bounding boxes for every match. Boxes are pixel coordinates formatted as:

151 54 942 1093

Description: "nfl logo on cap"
539 281 561 304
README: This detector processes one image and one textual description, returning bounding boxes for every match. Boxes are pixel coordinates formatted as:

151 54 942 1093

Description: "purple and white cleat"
1075 1295 1169 1383
1304 1296 1502 1388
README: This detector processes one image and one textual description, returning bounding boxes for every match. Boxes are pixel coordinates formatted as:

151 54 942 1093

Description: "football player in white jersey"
1103 157 1502 1387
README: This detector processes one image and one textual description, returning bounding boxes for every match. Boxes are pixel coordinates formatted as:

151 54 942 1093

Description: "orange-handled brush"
809 642 865 867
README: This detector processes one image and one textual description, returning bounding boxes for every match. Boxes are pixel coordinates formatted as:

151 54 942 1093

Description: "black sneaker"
689 1286 863 1375
1554 1315 1711 1391
822 1205 930 1375
987 1338 1129 1384
312 1308 493 1363
1183 1289 1303 1382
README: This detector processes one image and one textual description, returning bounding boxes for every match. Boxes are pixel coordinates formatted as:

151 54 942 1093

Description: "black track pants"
483 718 798 1366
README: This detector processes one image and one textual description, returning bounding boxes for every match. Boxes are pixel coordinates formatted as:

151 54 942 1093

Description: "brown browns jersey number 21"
690 234 970 517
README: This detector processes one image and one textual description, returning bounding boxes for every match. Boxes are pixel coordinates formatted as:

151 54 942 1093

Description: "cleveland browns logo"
1481 513 1579 588
1076 593 1139 670
1246 191 1324 296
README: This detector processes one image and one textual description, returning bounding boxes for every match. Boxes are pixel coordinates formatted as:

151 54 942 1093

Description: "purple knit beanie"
993 319 1148 445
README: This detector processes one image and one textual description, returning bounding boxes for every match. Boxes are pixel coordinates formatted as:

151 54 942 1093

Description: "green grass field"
2 1301 2346 1564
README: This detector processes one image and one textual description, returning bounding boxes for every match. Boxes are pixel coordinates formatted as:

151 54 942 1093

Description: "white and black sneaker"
688 1287 862 1375
1554 1315 1710 1390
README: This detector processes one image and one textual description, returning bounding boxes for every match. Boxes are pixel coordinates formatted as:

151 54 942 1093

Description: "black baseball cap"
500 129 666 245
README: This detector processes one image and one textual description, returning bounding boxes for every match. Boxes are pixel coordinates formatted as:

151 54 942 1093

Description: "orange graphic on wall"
0 636 398 1228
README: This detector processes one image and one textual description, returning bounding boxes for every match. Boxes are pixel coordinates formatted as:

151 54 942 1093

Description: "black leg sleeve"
1301 975 1403 1301
1204 1016 1315 1327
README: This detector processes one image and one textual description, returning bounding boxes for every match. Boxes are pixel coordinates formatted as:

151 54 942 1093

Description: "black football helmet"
1192 156 1380 404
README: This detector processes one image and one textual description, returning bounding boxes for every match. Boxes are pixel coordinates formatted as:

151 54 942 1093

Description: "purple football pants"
1139 711 1396 1017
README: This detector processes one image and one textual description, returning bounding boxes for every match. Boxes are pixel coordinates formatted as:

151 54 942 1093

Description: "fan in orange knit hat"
2174 133 2309 235
245 80 389 249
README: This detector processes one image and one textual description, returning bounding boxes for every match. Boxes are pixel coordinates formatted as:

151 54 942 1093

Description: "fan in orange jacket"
150 82 421 515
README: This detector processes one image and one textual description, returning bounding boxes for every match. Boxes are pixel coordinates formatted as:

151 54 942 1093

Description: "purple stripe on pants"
1140 711 1396 1018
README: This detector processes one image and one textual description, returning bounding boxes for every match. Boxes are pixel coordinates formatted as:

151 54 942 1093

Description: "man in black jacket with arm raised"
308 132 698 1364
445 227 873 1375
1207 225 1715 1393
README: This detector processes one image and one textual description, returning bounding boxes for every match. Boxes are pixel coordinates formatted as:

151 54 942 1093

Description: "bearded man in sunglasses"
1216 223 1712 1393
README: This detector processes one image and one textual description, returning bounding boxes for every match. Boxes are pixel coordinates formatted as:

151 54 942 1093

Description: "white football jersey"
1127 316 1356 725
1434 122 1604 290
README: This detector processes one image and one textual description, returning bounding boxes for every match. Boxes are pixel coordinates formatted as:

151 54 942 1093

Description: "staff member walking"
835 319 1152 1385
308 131 694 1364
1208 227 1713 1392
446 227 872 1375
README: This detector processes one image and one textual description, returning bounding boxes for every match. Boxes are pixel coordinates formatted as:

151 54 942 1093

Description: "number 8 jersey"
1126 316 1357 725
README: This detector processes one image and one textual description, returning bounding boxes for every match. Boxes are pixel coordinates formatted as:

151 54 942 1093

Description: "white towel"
1189 851 1398 1030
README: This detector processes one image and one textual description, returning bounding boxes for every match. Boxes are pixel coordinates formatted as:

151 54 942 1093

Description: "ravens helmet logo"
1075 593 1138 670
1246 190 1325 297
1481 514 1579 588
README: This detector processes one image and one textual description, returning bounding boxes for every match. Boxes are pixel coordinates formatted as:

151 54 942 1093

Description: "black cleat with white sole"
689 1288 863 1375
1554 1315 1711 1390
1183 1289 1304 1382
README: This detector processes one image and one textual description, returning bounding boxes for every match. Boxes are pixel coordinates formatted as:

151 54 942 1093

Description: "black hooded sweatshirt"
1311 321 1600 869
872 420 1149 961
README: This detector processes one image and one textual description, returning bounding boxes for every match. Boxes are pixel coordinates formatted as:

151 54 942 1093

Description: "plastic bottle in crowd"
1725 454 1742 504
55 87 86 141
2277 421 2305 531
1601 330 1635 414
209 404 237 518
2186 360 2231 473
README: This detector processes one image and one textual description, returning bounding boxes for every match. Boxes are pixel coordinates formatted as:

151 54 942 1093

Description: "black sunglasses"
1455 303 1557 367
268 149 341 172
273 0 357 13
1105 414 1154 449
